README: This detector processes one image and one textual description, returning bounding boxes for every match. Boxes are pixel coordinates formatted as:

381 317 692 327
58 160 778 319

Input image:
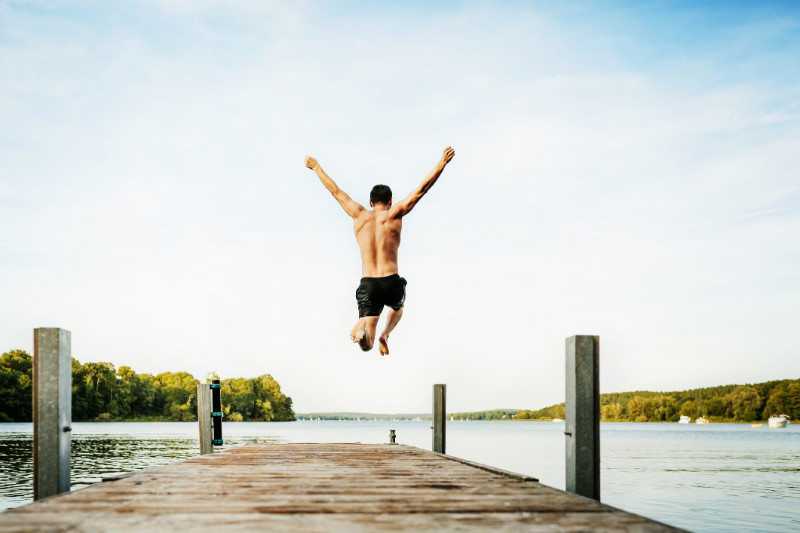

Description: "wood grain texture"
2 443 685 532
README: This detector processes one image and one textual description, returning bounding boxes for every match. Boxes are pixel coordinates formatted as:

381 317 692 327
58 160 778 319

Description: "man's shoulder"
356 209 377 221
353 210 375 233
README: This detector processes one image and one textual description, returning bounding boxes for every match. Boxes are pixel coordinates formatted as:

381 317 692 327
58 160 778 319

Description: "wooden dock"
3 443 683 532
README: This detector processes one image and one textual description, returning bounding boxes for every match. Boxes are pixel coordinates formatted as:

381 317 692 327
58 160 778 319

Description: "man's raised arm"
390 147 455 219
305 156 365 218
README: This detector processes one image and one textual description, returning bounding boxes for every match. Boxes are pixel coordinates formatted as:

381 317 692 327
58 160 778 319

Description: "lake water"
1 420 798 532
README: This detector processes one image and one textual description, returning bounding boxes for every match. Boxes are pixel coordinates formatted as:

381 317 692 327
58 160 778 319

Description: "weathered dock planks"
2 443 684 532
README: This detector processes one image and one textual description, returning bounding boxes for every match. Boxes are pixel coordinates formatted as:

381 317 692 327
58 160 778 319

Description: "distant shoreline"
1 418 794 425
294 413 795 424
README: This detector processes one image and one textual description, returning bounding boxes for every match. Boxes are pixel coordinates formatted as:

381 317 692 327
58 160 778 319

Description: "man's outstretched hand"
305 156 319 170
442 146 455 164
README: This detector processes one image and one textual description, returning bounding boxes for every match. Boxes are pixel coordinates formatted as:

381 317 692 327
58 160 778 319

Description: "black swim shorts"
356 274 407 318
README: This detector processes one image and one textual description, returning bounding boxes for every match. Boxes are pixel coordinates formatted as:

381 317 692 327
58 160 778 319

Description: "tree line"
514 379 800 422
447 409 519 421
0 349 295 422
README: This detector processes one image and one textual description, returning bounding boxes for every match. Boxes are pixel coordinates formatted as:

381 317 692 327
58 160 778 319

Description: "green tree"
723 386 762 421
223 377 256 419
156 371 198 419
627 396 646 421
706 397 725 418
130 372 159 417
218 374 294 421
79 361 117 420
787 382 800 419
652 396 679 421
509 379 800 424
71 358 91 420
0 350 33 421
1 349 295 422
1 350 32 374
763 382 800 419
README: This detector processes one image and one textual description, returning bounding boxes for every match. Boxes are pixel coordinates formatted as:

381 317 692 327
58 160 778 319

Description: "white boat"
769 414 789 428
679 415 691 424
552 418 564 423
696 417 709 425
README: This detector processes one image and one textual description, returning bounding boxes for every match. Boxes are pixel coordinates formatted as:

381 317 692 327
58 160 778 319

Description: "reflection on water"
71 436 205 489
1 421 799 533
0 425 284 510
0 434 32 508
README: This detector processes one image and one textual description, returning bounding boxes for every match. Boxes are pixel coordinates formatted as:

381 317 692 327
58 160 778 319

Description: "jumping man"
304 147 456 356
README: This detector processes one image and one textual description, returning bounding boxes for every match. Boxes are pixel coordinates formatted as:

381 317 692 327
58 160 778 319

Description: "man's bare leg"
378 307 404 356
350 316 380 351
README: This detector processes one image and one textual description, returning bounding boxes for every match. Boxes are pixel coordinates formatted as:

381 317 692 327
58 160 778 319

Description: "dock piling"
433 383 446 453
197 383 213 454
565 335 600 501
33 327 72 500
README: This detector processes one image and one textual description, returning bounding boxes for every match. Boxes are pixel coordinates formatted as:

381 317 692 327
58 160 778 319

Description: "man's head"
370 184 392 207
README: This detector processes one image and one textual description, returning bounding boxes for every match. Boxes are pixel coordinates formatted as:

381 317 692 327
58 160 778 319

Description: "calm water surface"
1 421 798 532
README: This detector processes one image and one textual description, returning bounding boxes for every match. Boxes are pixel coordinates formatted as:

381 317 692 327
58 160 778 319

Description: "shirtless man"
305 147 456 356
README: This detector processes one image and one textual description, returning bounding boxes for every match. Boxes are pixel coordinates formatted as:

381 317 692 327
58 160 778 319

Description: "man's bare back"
354 208 402 278
305 147 455 355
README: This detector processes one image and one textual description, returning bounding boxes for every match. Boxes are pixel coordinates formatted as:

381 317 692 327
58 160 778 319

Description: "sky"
1 1 799 414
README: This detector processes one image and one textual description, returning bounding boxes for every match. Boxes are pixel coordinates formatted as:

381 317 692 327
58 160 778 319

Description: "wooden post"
33 328 71 500
565 335 600 501
433 384 446 454
197 384 213 455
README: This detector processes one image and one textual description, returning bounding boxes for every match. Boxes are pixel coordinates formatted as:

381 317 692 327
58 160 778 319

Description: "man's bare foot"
351 330 372 351
350 319 366 344
351 317 378 351
359 334 372 351
378 334 389 356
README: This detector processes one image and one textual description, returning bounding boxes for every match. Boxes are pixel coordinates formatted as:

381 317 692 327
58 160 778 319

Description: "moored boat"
696 417 709 425
679 415 691 424
768 414 789 428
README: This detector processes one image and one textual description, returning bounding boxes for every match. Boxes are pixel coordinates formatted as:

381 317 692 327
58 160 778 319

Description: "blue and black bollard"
211 379 223 446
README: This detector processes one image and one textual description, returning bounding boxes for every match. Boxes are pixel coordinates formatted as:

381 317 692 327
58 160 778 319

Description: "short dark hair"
370 184 392 205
